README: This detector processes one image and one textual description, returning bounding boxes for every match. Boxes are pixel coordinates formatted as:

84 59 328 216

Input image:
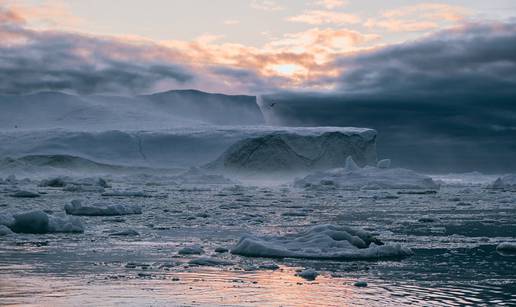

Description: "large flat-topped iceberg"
0 126 376 171
206 128 377 174
231 224 413 260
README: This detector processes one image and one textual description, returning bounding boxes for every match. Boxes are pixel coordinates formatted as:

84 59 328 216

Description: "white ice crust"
231 224 413 260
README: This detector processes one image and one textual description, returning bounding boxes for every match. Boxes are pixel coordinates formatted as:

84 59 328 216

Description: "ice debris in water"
178 244 204 255
496 242 516 255
10 190 40 198
489 174 516 189
101 191 156 197
295 156 439 190
344 156 360 172
65 199 142 216
188 257 234 266
377 159 391 169
109 229 140 236
0 225 13 236
231 224 413 260
39 177 110 188
297 269 319 281
0 210 83 234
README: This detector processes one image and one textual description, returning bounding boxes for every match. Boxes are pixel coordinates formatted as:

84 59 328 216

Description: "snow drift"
206 128 377 174
231 224 413 260
295 157 439 190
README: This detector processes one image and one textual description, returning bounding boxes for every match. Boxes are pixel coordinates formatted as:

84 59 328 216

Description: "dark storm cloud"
262 21 516 172
334 21 516 96
0 18 193 94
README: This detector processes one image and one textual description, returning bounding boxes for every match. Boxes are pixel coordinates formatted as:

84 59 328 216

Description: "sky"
1 0 516 94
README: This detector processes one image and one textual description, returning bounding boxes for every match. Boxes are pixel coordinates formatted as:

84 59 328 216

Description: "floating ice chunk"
354 281 368 287
295 166 439 190
39 177 67 187
259 262 279 270
101 191 158 198
496 242 516 255
0 213 15 228
215 247 229 253
188 257 234 266
178 244 204 255
377 159 391 169
297 269 319 281
231 224 413 260
7 210 83 234
63 184 105 193
109 229 140 236
489 174 516 189
344 156 360 172
0 225 13 236
65 199 142 216
10 190 40 198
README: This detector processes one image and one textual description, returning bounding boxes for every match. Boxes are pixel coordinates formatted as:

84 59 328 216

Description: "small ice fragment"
354 281 368 287
10 191 40 198
110 229 139 236
344 156 360 172
215 247 229 253
377 159 391 169
0 225 13 236
65 199 142 216
188 257 234 266
496 242 516 255
178 244 204 255
297 269 319 281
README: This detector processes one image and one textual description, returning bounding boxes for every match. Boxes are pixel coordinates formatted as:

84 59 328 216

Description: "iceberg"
64 199 142 216
231 224 413 260
206 129 377 174
488 174 516 189
1 210 84 234
295 157 439 190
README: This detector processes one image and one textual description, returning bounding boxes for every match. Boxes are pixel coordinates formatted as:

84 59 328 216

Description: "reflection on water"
1 268 515 306
1 183 516 306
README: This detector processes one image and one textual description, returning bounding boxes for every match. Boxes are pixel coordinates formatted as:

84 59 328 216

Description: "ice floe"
1 210 83 234
489 174 516 189
296 269 319 281
10 190 40 198
496 242 516 255
231 224 413 260
188 257 234 266
64 199 142 216
178 244 204 255
295 157 439 190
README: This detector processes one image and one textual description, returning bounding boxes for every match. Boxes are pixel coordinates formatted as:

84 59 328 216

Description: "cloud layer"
260 22 516 172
